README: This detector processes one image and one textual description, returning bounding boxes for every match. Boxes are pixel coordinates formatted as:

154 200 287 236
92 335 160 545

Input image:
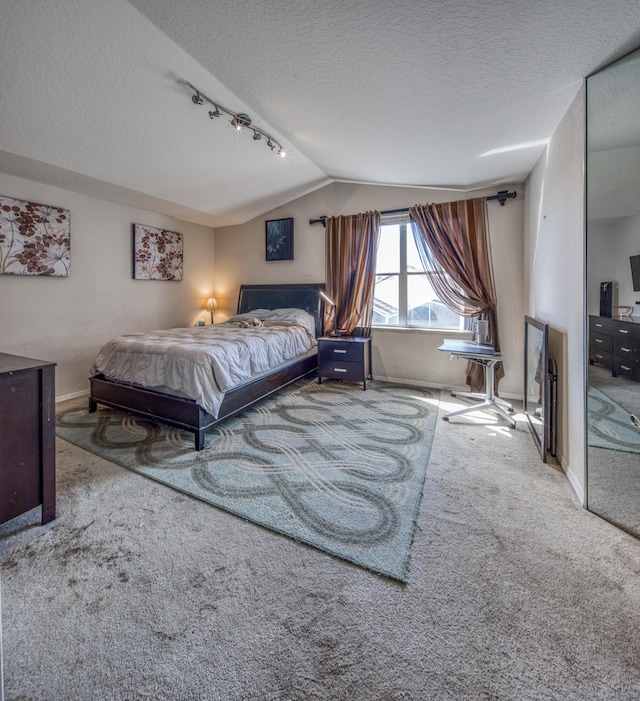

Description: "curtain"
325 211 381 336
409 198 503 392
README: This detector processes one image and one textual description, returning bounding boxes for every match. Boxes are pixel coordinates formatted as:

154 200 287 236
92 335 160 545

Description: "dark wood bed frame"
88 283 325 450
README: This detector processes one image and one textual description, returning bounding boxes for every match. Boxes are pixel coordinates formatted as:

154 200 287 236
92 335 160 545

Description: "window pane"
376 224 400 273
406 229 424 273
407 274 462 329
373 274 399 325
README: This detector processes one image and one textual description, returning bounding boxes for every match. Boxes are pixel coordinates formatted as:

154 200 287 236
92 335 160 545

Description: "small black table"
438 339 515 427
318 335 372 389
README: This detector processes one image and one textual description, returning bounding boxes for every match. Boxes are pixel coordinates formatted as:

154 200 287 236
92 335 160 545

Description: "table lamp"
319 290 339 336
206 297 218 324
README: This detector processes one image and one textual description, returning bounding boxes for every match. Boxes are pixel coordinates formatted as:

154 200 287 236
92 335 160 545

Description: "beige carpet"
1 389 640 700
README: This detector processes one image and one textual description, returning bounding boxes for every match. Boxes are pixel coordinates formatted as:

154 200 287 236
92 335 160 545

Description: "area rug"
56 380 440 582
588 386 640 454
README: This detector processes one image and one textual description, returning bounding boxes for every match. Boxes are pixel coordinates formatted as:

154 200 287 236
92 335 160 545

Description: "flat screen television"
630 255 640 291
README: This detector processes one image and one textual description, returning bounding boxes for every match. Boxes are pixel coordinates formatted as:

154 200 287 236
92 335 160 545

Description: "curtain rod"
308 189 517 226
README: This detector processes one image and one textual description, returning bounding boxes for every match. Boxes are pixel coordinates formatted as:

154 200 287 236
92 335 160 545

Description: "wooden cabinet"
0 353 56 525
318 336 372 389
589 315 640 381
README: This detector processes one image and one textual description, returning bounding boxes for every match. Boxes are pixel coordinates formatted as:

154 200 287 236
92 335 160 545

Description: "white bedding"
90 308 317 417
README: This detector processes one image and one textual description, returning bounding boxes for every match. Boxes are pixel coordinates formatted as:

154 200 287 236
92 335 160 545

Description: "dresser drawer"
614 338 640 360
589 332 612 352
613 356 639 380
590 348 612 368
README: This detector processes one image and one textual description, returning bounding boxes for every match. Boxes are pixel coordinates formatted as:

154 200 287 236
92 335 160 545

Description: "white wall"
0 174 215 399
215 181 525 397
587 215 640 315
524 88 586 501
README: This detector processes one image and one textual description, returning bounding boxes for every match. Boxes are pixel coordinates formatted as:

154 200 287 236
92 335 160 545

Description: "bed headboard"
237 283 326 337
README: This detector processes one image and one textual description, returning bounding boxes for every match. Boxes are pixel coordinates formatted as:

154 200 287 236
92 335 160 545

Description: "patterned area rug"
56 380 439 582
588 386 640 454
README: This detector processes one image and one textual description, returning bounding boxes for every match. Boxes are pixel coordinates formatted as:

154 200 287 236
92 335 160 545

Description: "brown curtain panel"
325 211 381 336
409 198 503 392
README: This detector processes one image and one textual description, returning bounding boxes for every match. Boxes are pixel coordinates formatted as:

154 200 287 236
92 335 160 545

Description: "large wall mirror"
586 46 640 538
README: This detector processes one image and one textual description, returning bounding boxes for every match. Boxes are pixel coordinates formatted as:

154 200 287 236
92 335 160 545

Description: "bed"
88 283 325 450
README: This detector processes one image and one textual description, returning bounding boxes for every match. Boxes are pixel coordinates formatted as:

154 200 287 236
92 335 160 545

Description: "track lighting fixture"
186 81 286 158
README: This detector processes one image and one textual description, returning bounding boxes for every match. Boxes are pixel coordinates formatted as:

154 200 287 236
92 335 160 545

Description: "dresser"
589 315 640 381
318 336 372 389
0 353 56 525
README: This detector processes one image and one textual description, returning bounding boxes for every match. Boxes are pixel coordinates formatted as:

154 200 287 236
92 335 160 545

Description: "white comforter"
90 309 317 417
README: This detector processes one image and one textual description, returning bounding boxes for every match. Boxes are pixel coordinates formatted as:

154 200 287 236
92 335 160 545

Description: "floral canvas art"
0 196 70 276
133 224 183 281
265 218 293 261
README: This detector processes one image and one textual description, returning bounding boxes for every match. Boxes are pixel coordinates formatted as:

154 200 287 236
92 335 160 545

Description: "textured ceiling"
2 0 640 226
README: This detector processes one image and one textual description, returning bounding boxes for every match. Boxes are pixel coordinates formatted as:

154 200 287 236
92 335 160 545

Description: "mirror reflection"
586 47 640 538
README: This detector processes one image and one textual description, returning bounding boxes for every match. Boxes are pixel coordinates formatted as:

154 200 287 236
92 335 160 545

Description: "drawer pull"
333 367 347 373
621 364 632 372
595 354 604 360
595 323 603 327
621 347 633 352
595 338 603 343
333 349 347 354
619 329 630 334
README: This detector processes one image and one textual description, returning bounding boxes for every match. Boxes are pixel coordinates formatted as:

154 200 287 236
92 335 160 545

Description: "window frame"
373 215 464 331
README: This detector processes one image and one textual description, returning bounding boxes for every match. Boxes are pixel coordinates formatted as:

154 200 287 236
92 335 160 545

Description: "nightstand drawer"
321 361 364 382
319 342 363 364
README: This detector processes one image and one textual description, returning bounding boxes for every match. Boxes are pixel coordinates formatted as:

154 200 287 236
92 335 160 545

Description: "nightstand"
318 336 372 390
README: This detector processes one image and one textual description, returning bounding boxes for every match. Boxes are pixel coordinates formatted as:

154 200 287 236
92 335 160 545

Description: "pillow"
227 309 272 323
227 308 316 337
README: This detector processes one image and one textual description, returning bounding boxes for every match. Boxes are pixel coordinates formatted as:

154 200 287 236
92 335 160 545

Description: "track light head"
192 92 203 105
230 113 251 131
252 130 262 140
208 106 221 118
278 148 286 158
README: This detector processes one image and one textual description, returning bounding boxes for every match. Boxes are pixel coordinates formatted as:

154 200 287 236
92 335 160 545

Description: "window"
373 217 464 329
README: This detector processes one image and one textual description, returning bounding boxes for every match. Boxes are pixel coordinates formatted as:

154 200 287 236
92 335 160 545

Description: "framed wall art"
0 195 70 276
133 224 183 281
265 217 293 261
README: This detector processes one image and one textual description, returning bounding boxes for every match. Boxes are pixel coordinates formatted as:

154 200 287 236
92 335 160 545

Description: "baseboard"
377 376 469 393
374 375 522 402
56 389 89 404
564 460 585 506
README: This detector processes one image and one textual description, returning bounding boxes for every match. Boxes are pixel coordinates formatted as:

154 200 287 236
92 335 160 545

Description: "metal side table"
439 339 515 427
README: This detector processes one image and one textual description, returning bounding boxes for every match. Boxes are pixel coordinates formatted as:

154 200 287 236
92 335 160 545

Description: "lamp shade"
206 297 218 310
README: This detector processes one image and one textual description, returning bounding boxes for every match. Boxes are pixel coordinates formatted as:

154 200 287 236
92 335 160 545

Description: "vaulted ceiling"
1 0 640 227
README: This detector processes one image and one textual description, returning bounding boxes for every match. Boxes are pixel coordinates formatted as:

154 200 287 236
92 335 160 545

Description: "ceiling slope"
2 0 640 226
